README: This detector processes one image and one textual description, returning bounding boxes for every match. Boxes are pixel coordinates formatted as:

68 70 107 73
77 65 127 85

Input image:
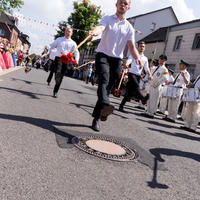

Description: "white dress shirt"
96 14 135 59
50 37 80 63
128 54 149 76
49 48 58 60
174 69 190 88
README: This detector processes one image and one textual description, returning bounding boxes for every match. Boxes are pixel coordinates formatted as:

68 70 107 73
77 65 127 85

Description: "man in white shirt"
144 55 169 118
119 41 152 112
89 0 141 132
164 60 190 122
181 75 200 132
49 27 80 97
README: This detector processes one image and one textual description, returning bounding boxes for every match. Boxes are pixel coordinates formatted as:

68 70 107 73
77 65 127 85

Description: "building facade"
142 19 200 79
0 11 31 53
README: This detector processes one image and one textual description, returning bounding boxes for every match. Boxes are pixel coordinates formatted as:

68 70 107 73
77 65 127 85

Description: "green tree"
55 0 102 48
0 0 24 14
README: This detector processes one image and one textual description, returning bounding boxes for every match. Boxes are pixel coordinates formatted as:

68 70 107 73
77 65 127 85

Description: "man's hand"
88 25 105 37
149 75 153 81
187 84 194 88
181 72 185 77
135 58 143 69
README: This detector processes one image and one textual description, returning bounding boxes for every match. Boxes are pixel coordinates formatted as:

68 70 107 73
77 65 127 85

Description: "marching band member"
164 60 190 122
181 75 200 133
89 0 141 132
49 27 80 98
119 41 152 112
159 68 175 115
144 55 168 118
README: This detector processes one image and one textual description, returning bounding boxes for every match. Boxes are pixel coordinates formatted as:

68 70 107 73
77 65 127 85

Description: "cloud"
15 0 197 54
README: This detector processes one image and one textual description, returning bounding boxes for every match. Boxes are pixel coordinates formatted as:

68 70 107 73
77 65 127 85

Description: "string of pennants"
6 0 143 35
8 14 143 35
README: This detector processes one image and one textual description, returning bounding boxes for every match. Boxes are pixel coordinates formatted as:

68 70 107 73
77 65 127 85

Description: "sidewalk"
0 66 23 77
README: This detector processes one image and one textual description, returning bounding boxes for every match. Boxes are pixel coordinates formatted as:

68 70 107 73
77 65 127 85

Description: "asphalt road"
0 68 200 200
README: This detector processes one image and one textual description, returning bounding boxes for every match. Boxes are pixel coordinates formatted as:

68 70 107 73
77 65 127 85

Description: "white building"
142 19 200 79
127 6 179 42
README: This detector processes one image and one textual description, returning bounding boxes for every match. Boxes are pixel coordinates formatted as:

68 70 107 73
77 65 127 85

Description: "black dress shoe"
118 106 124 112
180 126 188 130
135 106 145 110
142 94 149 105
156 111 165 115
53 93 58 98
142 113 154 119
163 117 175 123
100 105 114 121
180 126 196 133
92 119 100 132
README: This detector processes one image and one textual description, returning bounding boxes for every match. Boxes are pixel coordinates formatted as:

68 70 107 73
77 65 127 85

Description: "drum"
162 85 182 98
182 88 200 102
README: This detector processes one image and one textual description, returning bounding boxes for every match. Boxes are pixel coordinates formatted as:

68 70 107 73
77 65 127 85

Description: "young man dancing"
89 0 141 131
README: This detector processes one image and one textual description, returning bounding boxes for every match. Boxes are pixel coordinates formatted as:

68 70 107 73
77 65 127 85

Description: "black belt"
129 72 141 78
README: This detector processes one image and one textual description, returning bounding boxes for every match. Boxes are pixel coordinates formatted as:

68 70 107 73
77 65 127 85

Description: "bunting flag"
135 30 143 35
8 12 142 35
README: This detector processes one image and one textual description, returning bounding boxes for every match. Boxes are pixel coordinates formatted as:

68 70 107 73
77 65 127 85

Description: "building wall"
165 26 200 78
23 43 30 54
16 38 23 51
10 28 18 48
143 42 165 60
129 8 178 42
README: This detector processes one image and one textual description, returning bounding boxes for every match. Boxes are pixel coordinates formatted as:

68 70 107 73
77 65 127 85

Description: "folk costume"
145 55 169 118
165 60 190 122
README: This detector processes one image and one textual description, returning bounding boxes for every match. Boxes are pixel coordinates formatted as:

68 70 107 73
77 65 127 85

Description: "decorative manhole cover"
72 136 138 162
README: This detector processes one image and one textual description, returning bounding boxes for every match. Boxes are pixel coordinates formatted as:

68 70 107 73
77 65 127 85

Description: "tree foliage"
55 0 102 48
0 0 24 14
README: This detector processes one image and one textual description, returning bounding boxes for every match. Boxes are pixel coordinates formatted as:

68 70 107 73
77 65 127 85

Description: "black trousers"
120 73 145 107
47 59 55 83
92 53 122 119
53 57 68 94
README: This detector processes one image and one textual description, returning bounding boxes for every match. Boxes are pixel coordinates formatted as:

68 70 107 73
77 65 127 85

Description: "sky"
13 0 200 54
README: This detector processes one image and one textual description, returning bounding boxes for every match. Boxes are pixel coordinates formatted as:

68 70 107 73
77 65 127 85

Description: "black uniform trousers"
53 56 68 94
46 59 55 84
92 52 122 119
120 73 145 107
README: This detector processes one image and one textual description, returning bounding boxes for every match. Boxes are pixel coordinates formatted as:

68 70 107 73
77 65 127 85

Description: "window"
192 33 200 49
0 29 5 36
150 22 156 32
173 36 183 51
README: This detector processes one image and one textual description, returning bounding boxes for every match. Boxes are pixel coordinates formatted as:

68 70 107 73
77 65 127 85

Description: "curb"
0 66 24 77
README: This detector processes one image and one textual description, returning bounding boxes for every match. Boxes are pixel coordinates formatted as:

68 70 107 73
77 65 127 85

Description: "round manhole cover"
72 136 138 162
